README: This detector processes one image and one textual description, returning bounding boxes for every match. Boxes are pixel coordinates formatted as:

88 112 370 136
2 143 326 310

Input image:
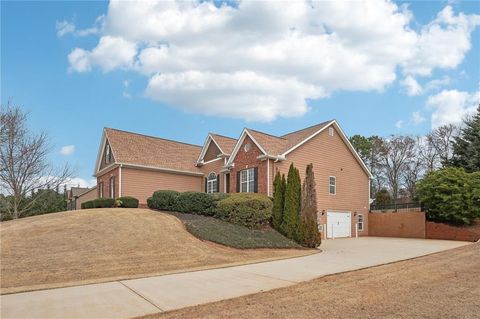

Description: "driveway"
1 237 469 319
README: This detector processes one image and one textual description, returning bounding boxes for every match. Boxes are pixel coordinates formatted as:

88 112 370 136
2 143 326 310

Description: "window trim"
109 176 115 198
358 214 364 231
105 144 111 164
329 176 336 195
240 168 255 193
99 182 104 198
329 127 334 136
206 172 218 194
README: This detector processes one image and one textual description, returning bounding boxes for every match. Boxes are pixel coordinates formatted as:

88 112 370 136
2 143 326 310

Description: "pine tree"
300 164 321 247
282 163 301 241
272 171 285 231
451 105 480 172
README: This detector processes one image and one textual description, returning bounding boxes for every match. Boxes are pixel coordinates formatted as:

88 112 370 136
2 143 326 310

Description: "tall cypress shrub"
300 164 321 247
282 163 301 241
272 171 285 231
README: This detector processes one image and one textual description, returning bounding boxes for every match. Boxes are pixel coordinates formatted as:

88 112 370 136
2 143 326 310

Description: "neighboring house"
93 120 372 237
67 186 97 210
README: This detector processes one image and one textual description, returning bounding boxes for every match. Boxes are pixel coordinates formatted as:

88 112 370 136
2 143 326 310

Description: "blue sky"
2 0 479 186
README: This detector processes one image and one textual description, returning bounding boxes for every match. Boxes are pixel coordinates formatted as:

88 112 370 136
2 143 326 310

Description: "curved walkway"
1 237 469 319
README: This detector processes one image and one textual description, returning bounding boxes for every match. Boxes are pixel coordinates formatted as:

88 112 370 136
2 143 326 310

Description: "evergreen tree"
282 163 301 241
451 105 480 172
272 171 285 231
300 164 321 247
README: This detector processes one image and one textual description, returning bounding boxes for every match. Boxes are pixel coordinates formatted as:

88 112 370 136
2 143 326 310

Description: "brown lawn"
139 242 480 319
0 208 312 294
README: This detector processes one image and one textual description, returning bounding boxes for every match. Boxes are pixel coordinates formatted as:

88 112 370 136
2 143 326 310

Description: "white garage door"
327 212 351 238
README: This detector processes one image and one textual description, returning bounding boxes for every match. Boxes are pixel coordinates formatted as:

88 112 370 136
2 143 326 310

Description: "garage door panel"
327 212 351 238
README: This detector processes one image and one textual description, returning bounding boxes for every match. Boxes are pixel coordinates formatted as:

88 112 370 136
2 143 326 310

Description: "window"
207 172 218 194
109 176 115 198
358 214 364 231
99 182 104 198
329 127 334 136
329 176 336 195
240 168 255 192
244 143 251 152
105 144 112 164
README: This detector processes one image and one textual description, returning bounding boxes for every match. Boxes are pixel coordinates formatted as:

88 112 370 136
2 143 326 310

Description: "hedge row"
147 190 272 228
81 196 139 209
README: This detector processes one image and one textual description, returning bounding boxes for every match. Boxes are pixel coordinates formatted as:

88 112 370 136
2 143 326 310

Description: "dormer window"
105 144 112 164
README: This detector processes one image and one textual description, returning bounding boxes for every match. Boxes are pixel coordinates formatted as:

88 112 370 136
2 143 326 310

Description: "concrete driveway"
1 237 469 319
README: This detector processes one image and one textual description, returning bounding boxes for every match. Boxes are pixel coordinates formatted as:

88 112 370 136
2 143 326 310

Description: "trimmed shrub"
282 163 301 241
215 193 273 229
299 163 321 248
150 190 180 211
147 197 154 209
116 196 139 208
81 198 114 209
92 197 115 208
272 172 286 231
174 192 216 215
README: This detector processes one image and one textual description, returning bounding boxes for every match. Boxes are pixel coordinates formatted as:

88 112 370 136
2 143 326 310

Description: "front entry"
327 212 351 238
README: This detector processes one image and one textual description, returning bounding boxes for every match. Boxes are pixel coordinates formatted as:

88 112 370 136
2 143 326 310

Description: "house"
93 120 372 237
67 186 97 210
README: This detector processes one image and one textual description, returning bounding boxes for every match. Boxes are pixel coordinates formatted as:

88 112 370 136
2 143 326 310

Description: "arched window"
207 172 218 193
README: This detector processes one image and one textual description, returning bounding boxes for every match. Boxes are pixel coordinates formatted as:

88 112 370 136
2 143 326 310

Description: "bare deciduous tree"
430 124 459 165
0 104 72 219
403 137 425 199
379 136 416 201
420 134 440 173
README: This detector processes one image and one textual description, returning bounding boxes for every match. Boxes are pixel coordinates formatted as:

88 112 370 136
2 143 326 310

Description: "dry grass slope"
1 208 312 294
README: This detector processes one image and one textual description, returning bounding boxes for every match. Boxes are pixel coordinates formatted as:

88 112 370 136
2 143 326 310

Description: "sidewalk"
1 237 468 319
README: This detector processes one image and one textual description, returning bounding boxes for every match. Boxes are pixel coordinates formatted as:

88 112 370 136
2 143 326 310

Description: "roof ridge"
281 120 333 137
246 128 287 140
209 132 237 140
105 127 202 148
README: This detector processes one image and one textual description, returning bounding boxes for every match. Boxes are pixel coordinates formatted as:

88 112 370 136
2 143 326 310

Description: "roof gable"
95 128 202 175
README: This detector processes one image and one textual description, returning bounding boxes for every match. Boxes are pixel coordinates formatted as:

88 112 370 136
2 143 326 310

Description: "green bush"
149 190 179 211
174 192 216 215
282 163 301 241
417 167 480 225
81 198 114 209
215 193 273 229
82 200 94 209
92 197 115 208
116 196 139 208
147 197 154 209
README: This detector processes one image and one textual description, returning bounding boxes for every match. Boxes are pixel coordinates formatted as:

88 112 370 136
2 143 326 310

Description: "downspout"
119 164 123 197
267 159 270 197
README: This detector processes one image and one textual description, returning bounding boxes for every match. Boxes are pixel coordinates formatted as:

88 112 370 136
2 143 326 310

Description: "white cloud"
68 36 137 73
412 111 426 125
401 76 423 96
402 6 480 76
60 145 76 155
395 120 404 129
426 89 479 128
67 1 480 121
56 20 75 37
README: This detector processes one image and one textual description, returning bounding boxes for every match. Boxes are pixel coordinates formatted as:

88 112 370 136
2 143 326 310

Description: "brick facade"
426 221 480 242
228 136 269 195
369 211 426 238
97 167 119 199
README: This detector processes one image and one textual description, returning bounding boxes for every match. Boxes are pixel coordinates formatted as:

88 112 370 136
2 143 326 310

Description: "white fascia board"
226 129 268 167
120 163 204 177
93 130 107 176
281 120 335 156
